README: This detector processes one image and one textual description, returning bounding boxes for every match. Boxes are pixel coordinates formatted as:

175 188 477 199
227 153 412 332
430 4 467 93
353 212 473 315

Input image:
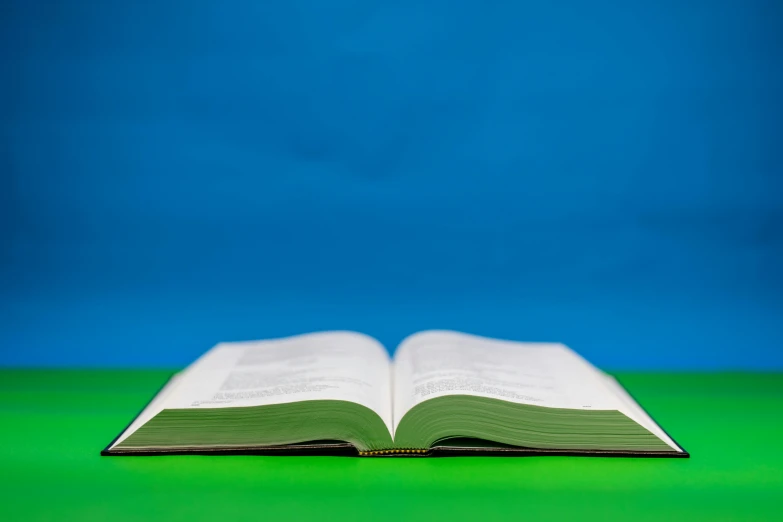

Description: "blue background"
2 0 781 369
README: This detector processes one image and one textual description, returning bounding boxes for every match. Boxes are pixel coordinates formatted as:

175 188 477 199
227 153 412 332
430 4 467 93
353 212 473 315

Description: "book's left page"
105 331 394 454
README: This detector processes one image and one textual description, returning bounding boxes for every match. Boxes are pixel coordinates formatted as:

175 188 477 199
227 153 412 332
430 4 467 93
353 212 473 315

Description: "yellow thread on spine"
358 448 427 456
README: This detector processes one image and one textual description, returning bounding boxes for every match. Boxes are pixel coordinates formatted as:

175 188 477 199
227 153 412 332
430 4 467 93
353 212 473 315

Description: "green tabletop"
1 370 781 522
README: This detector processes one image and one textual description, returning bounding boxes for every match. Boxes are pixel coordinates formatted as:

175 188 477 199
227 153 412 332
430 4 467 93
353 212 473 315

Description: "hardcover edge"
101 373 689 458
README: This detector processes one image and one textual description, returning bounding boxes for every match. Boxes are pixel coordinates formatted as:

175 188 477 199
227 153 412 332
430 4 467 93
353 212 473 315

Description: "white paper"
112 331 392 448
392 330 677 450
113 329 680 452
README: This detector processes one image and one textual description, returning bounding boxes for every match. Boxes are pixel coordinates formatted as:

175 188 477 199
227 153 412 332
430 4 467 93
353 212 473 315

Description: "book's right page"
392 330 685 455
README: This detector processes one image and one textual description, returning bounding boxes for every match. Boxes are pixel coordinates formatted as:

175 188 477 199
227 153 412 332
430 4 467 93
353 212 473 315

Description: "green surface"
1 370 782 522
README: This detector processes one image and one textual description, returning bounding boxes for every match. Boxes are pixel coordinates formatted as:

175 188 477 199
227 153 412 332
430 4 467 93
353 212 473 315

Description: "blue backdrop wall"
2 0 782 368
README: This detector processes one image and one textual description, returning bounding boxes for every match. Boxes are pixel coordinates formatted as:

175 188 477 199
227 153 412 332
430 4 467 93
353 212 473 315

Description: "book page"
602 373 681 451
392 330 678 449
111 331 392 447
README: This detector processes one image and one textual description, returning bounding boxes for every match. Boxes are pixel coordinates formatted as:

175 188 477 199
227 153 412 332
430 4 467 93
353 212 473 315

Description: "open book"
103 331 687 457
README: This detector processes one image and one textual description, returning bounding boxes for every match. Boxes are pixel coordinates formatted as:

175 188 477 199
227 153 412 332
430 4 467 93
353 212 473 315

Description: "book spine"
358 449 427 456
